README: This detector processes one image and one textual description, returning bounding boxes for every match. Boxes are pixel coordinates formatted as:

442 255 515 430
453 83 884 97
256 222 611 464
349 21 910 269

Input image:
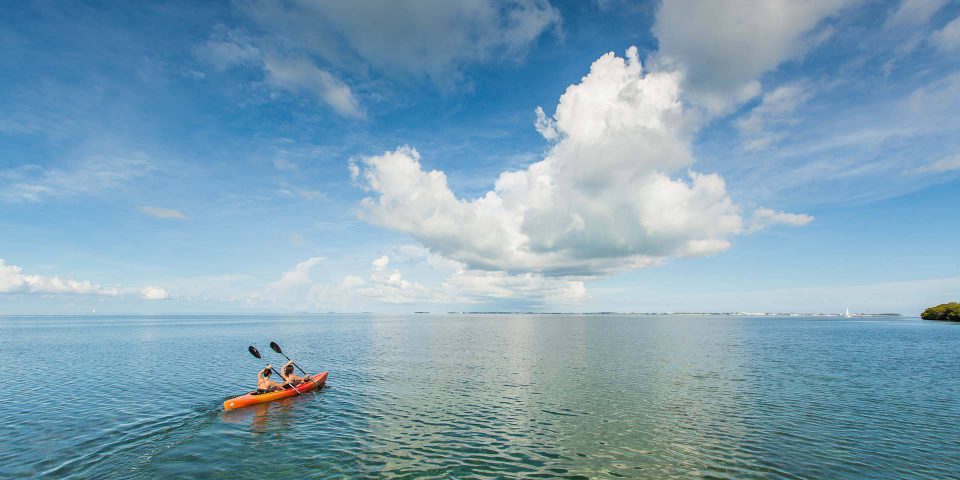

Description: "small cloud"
273 158 298 171
749 208 814 232
340 275 364 289
141 286 169 300
196 26 364 119
930 16 960 54
885 0 950 29
372 255 390 271
297 189 325 200
1 156 151 203
534 106 558 140
906 154 960 174
277 188 325 201
263 55 365 119
139 206 187 220
736 83 812 151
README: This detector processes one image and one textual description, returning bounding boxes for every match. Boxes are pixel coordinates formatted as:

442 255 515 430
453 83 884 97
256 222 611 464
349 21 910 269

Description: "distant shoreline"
0 312 905 317
439 312 903 317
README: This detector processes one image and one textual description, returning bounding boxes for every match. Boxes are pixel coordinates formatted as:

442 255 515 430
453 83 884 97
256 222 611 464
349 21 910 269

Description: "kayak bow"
223 371 328 411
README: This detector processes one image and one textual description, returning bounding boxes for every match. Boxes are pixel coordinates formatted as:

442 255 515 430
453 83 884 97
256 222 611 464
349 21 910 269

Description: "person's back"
257 365 284 393
281 361 307 385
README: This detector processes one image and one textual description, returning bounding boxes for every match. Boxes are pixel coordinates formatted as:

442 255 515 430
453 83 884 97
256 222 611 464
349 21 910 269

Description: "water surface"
1 314 957 478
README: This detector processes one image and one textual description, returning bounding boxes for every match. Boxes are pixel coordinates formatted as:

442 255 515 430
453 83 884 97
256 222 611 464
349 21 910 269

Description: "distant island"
920 302 960 321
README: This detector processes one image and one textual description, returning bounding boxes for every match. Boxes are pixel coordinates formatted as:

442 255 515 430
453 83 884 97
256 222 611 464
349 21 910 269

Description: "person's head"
283 364 294 376
261 367 272 377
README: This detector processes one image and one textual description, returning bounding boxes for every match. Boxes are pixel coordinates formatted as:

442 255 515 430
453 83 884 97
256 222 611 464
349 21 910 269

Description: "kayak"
223 371 328 411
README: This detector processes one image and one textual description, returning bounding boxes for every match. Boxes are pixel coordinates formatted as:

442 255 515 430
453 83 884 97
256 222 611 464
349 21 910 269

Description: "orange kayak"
223 372 328 411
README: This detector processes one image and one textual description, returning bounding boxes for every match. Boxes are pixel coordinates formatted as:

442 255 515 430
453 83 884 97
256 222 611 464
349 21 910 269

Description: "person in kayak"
256 365 285 393
280 360 311 386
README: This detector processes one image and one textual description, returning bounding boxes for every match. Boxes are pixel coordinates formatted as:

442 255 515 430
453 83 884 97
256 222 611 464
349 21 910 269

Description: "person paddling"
256 365 285 393
280 360 308 386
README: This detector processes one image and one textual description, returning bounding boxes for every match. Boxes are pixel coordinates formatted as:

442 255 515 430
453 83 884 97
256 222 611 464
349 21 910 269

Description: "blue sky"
1 0 958 315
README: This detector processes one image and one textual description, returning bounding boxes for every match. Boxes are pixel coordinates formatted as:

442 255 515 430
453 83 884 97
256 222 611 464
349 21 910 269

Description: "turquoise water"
0 314 958 479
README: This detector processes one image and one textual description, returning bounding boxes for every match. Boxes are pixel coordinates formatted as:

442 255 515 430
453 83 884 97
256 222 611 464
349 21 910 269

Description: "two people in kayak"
256 361 310 393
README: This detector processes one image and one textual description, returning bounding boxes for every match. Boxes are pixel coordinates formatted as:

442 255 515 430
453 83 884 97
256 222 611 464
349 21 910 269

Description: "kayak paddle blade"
248 345 261 359
270 341 282 354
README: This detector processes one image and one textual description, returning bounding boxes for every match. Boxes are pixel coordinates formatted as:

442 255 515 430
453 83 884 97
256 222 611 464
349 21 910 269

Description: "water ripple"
1 314 958 478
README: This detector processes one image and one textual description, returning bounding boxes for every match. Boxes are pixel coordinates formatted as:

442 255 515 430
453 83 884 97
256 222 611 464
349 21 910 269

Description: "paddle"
248 345 299 394
270 341 320 389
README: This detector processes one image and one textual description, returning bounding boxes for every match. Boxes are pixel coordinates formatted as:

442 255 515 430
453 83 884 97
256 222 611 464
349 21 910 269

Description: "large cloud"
353 48 810 277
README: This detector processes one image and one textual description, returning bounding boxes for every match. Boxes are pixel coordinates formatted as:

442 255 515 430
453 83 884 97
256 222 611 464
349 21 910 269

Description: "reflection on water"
1 314 958 478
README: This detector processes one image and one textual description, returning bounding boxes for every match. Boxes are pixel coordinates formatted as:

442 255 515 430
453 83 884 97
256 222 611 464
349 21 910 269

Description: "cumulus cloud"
237 0 560 87
0 156 151 203
139 206 187 220
737 83 813 150
653 0 855 112
355 48 777 277
930 16 960 54
0 259 121 296
748 208 815 232
141 286 170 300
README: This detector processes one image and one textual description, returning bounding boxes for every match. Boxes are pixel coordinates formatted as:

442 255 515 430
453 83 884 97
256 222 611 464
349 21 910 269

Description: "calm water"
0 314 958 479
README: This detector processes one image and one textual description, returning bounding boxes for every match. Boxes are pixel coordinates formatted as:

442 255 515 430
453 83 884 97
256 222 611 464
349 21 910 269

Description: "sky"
1 0 958 315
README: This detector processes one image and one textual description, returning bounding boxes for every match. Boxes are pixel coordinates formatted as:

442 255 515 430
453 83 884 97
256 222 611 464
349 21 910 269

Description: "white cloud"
930 16 960 53
737 83 813 151
534 105 559 140
197 26 363 118
262 55 364 119
196 26 262 70
355 48 765 277
268 256 325 292
908 154 960 174
139 206 187 220
141 286 170 300
443 263 586 303
0 156 151 203
258 250 585 309
907 71 960 114
353 255 447 304
653 0 856 112
273 158 298 171
748 208 815 232
0 259 121 296
886 0 950 28
277 188 326 201
238 0 560 87
395 245 586 303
